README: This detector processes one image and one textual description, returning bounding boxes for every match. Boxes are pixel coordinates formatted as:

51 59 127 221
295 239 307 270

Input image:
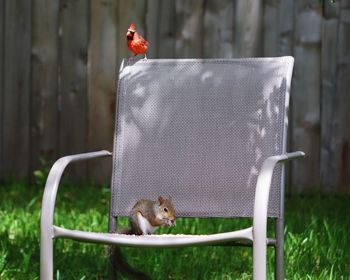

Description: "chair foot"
40 235 53 280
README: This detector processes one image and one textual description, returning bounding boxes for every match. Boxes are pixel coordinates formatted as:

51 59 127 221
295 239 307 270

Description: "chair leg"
275 218 284 280
108 216 118 280
40 231 53 280
253 233 267 280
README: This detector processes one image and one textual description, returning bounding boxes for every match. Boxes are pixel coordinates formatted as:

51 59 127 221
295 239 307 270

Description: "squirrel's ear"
158 196 164 205
168 196 172 201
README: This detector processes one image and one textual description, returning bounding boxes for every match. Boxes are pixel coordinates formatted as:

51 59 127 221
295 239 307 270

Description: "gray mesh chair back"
111 57 294 219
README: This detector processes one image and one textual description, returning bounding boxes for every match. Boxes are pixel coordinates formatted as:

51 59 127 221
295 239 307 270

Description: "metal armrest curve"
253 151 305 231
40 150 112 237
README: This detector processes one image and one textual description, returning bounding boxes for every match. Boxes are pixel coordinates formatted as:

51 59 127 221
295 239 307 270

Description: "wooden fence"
0 0 349 193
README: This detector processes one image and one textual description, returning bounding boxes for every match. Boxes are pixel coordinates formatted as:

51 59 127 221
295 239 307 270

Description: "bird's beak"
126 30 134 39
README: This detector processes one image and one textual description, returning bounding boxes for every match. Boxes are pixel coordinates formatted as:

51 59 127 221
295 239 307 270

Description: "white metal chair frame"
40 150 304 280
40 57 305 280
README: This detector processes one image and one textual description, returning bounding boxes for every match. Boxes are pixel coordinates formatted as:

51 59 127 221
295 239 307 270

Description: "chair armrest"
40 150 112 237
253 151 305 233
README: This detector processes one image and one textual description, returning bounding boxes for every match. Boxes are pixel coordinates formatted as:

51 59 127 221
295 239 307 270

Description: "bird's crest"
128 23 136 32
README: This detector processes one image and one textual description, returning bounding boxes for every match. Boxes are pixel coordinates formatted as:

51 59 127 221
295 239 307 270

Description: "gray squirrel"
110 196 176 279
129 196 176 235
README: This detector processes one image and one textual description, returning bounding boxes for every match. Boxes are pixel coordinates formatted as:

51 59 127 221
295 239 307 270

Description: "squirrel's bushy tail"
108 228 150 280
109 246 150 280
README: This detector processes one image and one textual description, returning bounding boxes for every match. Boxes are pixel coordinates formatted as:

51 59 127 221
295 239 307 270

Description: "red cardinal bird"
126 23 149 59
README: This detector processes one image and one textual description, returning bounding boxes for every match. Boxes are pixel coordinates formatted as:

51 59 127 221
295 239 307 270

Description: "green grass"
0 179 349 279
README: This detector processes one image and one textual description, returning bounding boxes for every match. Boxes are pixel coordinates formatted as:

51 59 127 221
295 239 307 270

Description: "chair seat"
53 225 253 248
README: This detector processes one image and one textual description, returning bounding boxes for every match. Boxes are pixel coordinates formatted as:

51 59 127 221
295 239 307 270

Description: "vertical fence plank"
291 0 322 191
175 0 205 58
277 0 294 56
203 0 234 58
0 0 4 177
87 0 117 183
263 0 278 56
157 0 176 58
263 0 295 57
234 0 263 57
2 0 32 177
58 0 89 179
31 0 59 173
320 1 340 192
263 0 294 56
146 0 160 59
263 0 295 55
146 0 177 59
332 0 350 193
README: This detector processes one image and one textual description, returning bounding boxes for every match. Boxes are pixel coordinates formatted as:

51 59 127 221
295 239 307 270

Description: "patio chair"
40 57 305 280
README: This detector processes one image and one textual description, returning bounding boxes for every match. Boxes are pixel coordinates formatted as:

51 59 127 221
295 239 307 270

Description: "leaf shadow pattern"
112 58 289 219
